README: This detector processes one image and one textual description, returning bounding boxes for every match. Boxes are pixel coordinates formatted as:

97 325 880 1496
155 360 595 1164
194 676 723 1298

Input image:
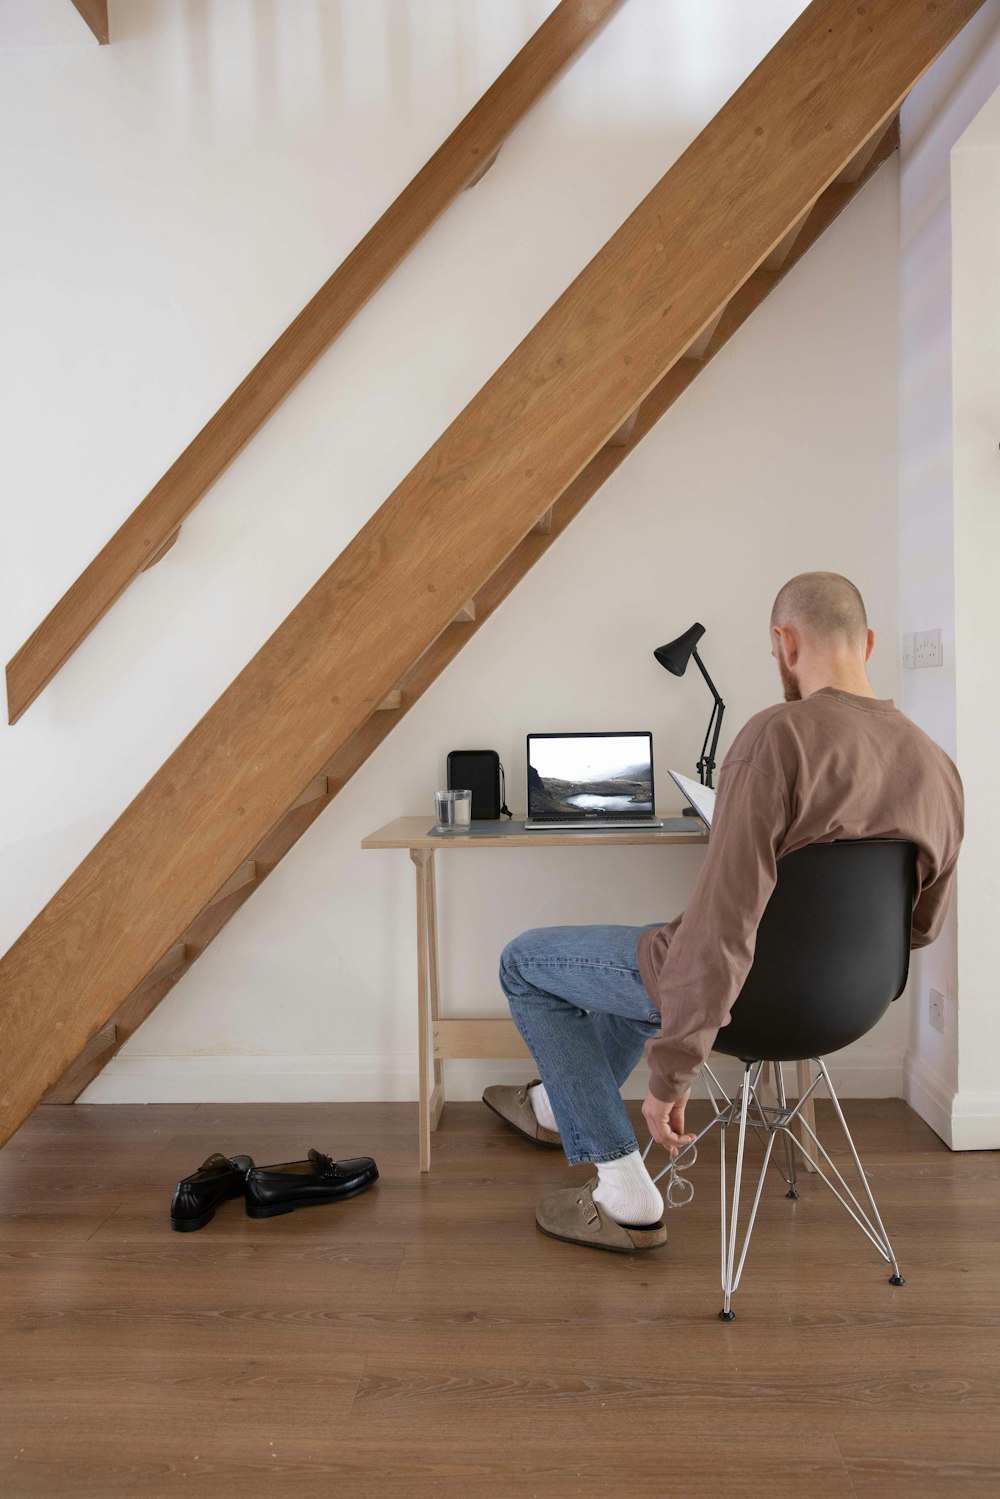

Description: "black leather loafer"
243 1149 378 1219
170 1153 253 1232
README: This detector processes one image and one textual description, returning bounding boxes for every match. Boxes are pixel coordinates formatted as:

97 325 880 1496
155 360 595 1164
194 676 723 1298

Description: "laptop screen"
527 732 655 820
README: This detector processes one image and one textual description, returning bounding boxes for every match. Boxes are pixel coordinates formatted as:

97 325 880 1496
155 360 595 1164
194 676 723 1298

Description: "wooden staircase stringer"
53 778 335 1101
50 116 900 1104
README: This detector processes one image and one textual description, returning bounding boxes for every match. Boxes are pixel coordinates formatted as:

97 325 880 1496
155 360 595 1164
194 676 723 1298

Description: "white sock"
528 1081 559 1132
592 1150 664 1226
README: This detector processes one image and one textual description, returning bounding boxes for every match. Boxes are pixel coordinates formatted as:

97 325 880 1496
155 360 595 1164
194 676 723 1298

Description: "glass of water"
434 788 472 832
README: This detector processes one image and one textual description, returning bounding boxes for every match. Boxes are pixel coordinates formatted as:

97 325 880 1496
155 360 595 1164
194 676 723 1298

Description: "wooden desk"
362 816 817 1174
362 815 706 1170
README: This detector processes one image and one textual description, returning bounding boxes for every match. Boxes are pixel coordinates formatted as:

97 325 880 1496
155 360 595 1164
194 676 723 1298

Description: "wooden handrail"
5 0 628 726
0 0 984 1146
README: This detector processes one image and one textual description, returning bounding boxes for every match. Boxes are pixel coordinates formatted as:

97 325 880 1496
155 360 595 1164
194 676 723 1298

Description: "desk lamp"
654 623 725 814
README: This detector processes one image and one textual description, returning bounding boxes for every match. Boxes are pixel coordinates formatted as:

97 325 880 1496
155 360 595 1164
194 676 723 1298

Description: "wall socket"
902 629 943 669
928 987 946 1033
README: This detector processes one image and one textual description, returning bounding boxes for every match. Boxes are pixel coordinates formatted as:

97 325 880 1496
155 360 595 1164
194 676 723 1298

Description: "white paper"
668 770 716 827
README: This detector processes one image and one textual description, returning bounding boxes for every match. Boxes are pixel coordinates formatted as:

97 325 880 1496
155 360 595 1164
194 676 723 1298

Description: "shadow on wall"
172 0 530 137
152 0 781 141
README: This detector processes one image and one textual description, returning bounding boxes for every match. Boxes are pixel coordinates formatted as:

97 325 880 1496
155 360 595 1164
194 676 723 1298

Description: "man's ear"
774 625 798 665
864 628 875 663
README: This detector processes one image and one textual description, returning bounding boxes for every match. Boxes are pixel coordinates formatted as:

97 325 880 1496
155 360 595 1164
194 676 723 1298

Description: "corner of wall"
898 1 1000 1149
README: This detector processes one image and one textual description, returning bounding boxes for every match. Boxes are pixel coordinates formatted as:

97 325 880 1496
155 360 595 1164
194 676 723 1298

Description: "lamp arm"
691 648 725 789
691 647 723 706
704 697 725 788
697 699 716 782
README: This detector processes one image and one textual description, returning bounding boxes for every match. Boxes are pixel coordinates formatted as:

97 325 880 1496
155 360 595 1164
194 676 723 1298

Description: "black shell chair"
645 839 917 1319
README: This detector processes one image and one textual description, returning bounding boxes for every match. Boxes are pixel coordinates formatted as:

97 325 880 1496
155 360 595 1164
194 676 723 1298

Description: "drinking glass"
434 788 472 832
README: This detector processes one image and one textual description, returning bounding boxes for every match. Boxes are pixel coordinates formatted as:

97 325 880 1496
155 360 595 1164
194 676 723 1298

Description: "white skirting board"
78 1051 905 1105
905 1053 1000 1151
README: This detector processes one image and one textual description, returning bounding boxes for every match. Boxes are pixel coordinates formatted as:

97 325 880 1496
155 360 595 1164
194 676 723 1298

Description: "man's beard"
777 645 801 702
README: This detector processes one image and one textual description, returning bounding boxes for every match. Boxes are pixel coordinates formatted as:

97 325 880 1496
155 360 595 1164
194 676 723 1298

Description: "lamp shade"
654 622 706 677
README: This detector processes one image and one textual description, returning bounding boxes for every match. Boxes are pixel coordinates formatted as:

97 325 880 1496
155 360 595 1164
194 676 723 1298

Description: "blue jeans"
499 924 666 1167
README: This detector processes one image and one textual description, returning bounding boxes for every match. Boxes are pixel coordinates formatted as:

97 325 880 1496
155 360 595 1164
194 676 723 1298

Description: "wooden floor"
0 1098 997 1497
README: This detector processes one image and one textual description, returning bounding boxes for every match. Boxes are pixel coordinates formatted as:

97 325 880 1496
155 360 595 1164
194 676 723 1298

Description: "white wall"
0 0 905 1105
952 84 1000 1149
0 0 98 47
898 2 1000 1147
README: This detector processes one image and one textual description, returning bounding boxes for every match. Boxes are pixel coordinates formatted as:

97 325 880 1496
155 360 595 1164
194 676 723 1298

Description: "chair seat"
712 997 893 1063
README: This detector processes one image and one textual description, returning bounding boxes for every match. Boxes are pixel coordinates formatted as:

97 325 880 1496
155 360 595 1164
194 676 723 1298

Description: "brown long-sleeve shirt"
637 687 964 1102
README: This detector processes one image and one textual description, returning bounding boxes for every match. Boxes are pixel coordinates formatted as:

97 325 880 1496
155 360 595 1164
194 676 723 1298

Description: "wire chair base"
644 1058 904 1319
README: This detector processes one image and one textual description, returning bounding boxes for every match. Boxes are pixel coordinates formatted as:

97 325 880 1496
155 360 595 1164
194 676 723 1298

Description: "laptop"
523 731 664 830
668 769 716 828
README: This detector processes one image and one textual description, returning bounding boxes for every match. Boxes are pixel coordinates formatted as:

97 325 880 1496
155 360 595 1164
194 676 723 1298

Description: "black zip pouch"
446 750 512 820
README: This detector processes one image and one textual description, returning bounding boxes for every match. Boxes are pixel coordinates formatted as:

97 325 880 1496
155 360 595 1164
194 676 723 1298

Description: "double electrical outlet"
902 629 943 669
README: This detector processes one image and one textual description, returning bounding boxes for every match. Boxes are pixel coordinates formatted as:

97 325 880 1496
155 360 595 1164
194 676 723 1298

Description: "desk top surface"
362 815 709 850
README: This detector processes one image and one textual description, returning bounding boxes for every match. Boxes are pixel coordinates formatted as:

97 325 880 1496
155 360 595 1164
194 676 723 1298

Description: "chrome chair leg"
811 1058 905 1285
773 1063 799 1199
719 1067 750 1320
720 1063 778 1321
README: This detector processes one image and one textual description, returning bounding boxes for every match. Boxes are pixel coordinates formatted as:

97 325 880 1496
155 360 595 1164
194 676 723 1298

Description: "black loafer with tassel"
244 1149 378 1219
170 1153 254 1232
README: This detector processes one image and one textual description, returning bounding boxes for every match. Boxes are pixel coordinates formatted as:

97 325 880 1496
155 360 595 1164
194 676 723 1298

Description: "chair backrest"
715 839 918 1063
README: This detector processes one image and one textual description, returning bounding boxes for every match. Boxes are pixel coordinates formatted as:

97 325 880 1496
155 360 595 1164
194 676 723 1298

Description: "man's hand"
642 1089 694 1153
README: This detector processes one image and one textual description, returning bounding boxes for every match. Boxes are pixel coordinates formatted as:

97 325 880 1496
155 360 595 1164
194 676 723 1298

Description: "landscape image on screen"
528 735 653 818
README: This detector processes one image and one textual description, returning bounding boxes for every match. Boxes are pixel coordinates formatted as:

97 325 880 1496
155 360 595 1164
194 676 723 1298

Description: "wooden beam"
433 1019 531 1060
5 0 629 726
0 1 982 1147
68 0 109 44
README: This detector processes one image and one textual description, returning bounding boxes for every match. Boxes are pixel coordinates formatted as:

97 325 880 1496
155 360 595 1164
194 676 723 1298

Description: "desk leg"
411 849 433 1173
758 1061 778 1110
795 1059 819 1173
426 850 445 1133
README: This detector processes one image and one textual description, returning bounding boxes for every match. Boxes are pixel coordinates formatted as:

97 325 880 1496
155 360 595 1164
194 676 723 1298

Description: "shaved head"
771 572 868 649
770 573 871 702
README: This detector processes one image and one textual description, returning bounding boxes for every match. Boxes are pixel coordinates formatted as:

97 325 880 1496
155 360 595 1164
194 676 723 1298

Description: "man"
483 573 964 1253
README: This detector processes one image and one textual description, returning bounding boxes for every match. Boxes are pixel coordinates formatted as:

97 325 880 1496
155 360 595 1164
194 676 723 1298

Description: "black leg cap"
718 1308 736 1321
786 1189 800 1200
889 1273 906 1287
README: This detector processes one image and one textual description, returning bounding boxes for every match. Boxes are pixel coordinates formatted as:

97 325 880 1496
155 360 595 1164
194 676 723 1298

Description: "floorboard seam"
388 1244 418 1296
84 1202 128 1240
833 1432 862 1498
344 1352 369 1421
